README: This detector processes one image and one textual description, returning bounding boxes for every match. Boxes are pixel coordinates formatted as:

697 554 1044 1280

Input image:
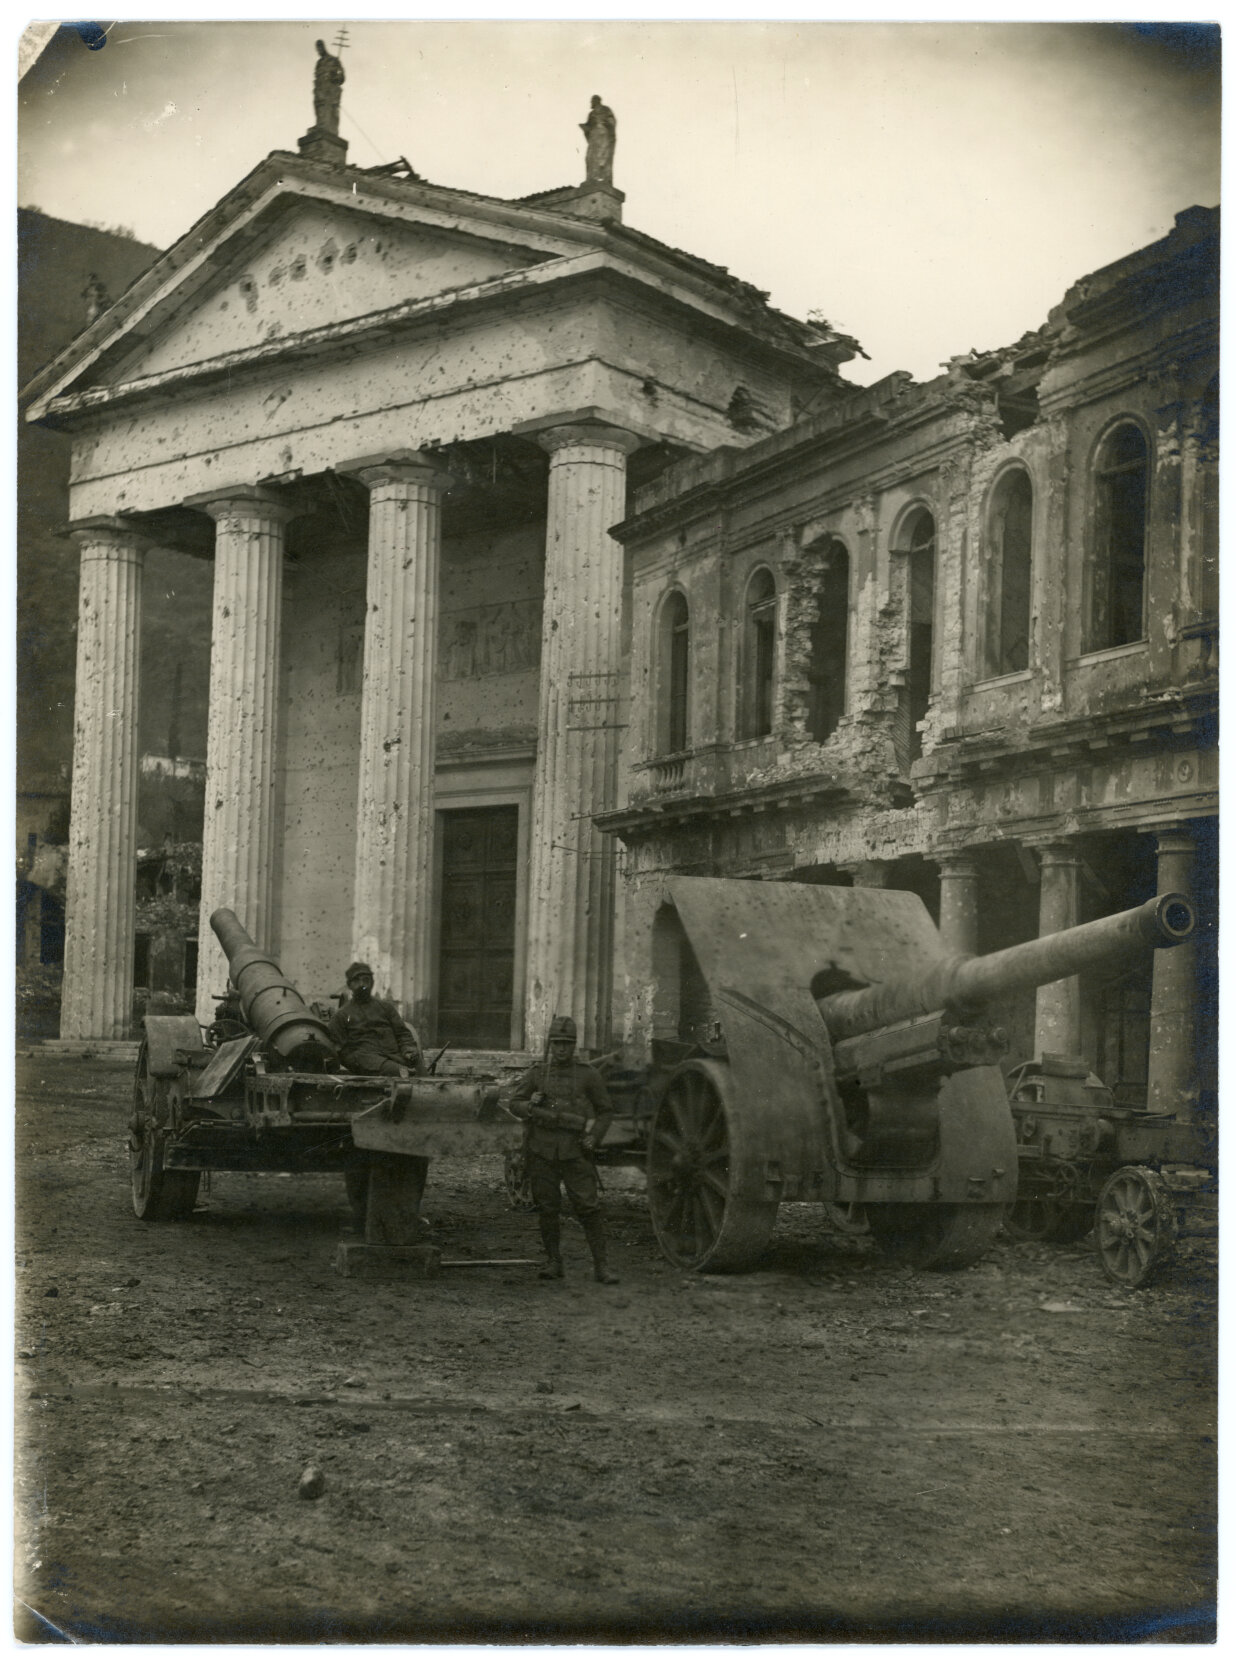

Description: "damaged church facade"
24 107 857 1050
26 83 1216 1117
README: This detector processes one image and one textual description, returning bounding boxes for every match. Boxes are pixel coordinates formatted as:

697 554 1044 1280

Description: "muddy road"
14 1047 1216 1643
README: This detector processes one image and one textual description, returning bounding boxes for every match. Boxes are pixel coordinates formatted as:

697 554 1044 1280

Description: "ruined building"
603 207 1218 1121
22 61 1217 1123
22 95 858 1047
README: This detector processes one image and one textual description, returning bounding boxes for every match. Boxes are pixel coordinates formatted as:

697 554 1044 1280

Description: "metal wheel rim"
646 1065 776 1271
130 1044 159 1212
131 1123 156 1206
647 1068 730 1267
1096 1167 1172 1286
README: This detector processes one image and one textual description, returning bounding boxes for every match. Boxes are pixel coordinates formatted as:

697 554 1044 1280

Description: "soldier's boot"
583 1214 619 1284
538 1214 564 1279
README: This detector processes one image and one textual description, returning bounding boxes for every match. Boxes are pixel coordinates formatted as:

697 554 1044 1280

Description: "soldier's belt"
527 1106 588 1132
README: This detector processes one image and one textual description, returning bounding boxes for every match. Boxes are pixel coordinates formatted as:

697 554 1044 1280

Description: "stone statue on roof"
581 95 616 185
313 39 346 135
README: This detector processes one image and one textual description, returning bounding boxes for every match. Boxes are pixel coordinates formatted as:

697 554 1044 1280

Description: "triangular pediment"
23 150 834 423
22 156 602 411
105 199 556 384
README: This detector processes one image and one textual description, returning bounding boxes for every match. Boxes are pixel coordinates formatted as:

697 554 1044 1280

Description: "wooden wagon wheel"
129 1043 200 1222
1094 1165 1177 1287
645 1061 777 1272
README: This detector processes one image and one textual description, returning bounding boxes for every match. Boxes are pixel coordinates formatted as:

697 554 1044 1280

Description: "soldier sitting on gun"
327 962 425 1077
503 1014 618 1284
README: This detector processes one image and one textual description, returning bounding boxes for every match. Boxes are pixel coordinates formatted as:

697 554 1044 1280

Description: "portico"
27 137 844 1048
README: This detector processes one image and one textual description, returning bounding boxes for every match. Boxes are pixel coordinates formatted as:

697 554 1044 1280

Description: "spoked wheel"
867 1203 1005 1270
1004 1197 1093 1243
503 1145 535 1211
645 1061 777 1272
129 1044 200 1221
1094 1165 1177 1288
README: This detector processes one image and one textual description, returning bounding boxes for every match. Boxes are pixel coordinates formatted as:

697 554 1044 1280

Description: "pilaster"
61 520 147 1039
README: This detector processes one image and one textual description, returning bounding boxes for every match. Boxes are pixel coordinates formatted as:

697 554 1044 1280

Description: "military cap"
548 1015 577 1042
345 961 374 984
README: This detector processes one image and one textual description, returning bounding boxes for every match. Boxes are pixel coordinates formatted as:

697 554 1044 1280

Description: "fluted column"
525 423 640 1051
1033 842 1082 1058
345 453 448 1029
61 520 146 1039
189 488 292 1022
1146 826 1198 1119
937 852 980 955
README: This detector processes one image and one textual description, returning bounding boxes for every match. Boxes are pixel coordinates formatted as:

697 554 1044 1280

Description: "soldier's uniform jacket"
505 1059 613 1161
326 997 421 1071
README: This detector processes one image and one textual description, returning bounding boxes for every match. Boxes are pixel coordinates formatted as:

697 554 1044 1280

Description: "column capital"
1030 839 1084 869
183 484 296 525
937 851 980 876
336 449 453 493
537 424 643 460
1142 821 1195 852
514 408 648 458
68 515 150 555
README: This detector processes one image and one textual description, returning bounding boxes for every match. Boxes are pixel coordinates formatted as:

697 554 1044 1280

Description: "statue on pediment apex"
314 39 346 135
581 95 616 185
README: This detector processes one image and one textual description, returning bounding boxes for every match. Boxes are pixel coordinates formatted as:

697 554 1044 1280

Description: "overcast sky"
17 18 1221 386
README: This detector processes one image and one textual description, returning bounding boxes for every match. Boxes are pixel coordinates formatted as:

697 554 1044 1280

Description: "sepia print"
15 19 1218 1644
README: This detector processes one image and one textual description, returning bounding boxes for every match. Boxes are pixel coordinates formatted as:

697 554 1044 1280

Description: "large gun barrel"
210 908 338 1069
818 892 1194 1043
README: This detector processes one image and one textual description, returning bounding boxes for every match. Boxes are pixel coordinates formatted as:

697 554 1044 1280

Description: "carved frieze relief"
441 598 542 679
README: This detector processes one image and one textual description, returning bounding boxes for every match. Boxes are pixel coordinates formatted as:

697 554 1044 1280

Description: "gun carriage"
129 909 519 1229
587 878 1197 1276
1004 1052 1215 1287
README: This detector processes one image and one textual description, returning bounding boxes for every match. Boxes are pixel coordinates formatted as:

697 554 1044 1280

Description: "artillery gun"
632 878 1195 1274
128 909 519 1232
1003 1051 1216 1287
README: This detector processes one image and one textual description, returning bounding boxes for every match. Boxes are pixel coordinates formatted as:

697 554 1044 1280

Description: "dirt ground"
14 1047 1217 1644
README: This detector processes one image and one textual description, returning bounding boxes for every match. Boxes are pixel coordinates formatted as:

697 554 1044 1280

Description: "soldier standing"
504 1015 619 1283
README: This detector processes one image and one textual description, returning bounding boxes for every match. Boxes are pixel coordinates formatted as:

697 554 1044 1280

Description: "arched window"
806 539 849 743
1087 421 1148 651
740 568 777 739
895 510 935 770
657 590 690 754
983 469 1032 678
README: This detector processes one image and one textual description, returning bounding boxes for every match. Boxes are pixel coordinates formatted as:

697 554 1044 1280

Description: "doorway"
436 805 519 1048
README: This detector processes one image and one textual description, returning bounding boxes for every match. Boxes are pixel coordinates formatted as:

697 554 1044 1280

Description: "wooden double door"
436 806 519 1049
